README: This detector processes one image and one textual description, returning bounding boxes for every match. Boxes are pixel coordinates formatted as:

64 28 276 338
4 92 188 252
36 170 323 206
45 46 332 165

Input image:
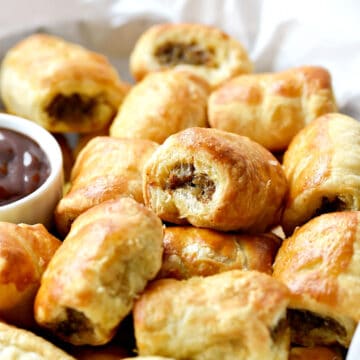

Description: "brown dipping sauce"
0 128 50 206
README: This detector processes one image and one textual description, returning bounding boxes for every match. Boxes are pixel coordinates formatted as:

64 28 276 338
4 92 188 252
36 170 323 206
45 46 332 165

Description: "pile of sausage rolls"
0 22 358 360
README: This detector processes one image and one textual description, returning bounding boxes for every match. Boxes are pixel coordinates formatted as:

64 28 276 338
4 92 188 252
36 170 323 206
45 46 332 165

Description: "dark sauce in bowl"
0 128 50 206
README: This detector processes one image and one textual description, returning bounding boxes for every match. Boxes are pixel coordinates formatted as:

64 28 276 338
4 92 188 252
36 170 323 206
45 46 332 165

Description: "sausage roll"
289 346 343 360
0 321 75 360
208 66 337 151
133 270 290 360
273 211 360 347
130 23 253 88
35 197 163 346
157 226 281 279
109 70 209 144
143 127 288 233
281 113 360 235
55 136 158 237
0 222 61 328
0 34 129 133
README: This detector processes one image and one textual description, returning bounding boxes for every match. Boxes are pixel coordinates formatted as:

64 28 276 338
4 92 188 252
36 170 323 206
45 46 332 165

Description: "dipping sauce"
0 128 50 205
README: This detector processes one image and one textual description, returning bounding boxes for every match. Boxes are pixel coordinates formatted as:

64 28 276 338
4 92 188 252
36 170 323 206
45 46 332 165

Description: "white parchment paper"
1 0 360 357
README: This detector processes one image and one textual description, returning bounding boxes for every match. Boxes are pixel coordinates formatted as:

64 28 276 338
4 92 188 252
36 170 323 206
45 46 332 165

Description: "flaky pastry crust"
0 34 129 133
157 226 281 279
281 113 360 235
35 197 164 345
133 270 290 360
0 321 75 359
0 223 61 327
208 66 337 151
55 136 158 237
109 70 209 143
143 127 288 232
273 211 360 347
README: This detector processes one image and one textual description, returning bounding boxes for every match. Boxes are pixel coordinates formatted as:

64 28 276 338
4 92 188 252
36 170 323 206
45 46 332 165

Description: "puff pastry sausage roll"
130 23 253 88
0 34 129 133
109 70 209 144
273 211 360 347
143 127 288 232
35 197 163 345
157 226 281 279
0 321 75 359
281 113 360 235
208 66 337 151
0 222 61 328
133 270 290 360
55 136 158 237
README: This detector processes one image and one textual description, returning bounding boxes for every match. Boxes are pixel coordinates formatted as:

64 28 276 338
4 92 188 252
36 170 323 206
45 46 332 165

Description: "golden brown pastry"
0 34 129 133
289 346 343 360
273 211 360 347
130 23 253 88
55 136 158 237
208 66 337 151
35 197 164 346
281 113 360 235
133 270 290 360
0 321 75 359
157 226 281 279
109 70 209 144
0 222 61 328
143 127 288 233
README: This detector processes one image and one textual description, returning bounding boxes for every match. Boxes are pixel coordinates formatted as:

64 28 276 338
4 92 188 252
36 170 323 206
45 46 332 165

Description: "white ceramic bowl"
0 114 63 228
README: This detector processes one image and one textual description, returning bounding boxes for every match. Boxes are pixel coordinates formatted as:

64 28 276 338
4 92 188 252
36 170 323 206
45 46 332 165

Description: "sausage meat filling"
166 163 215 203
155 42 214 67
313 196 347 217
288 309 346 346
55 308 92 337
46 93 97 121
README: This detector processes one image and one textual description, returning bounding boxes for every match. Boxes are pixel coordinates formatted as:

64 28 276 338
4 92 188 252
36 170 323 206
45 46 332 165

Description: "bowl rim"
0 113 63 210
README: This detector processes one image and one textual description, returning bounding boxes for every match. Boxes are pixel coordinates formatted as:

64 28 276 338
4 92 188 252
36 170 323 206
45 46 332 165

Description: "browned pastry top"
282 113 360 235
274 211 360 322
157 226 281 279
133 270 290 359
208 66 337 151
